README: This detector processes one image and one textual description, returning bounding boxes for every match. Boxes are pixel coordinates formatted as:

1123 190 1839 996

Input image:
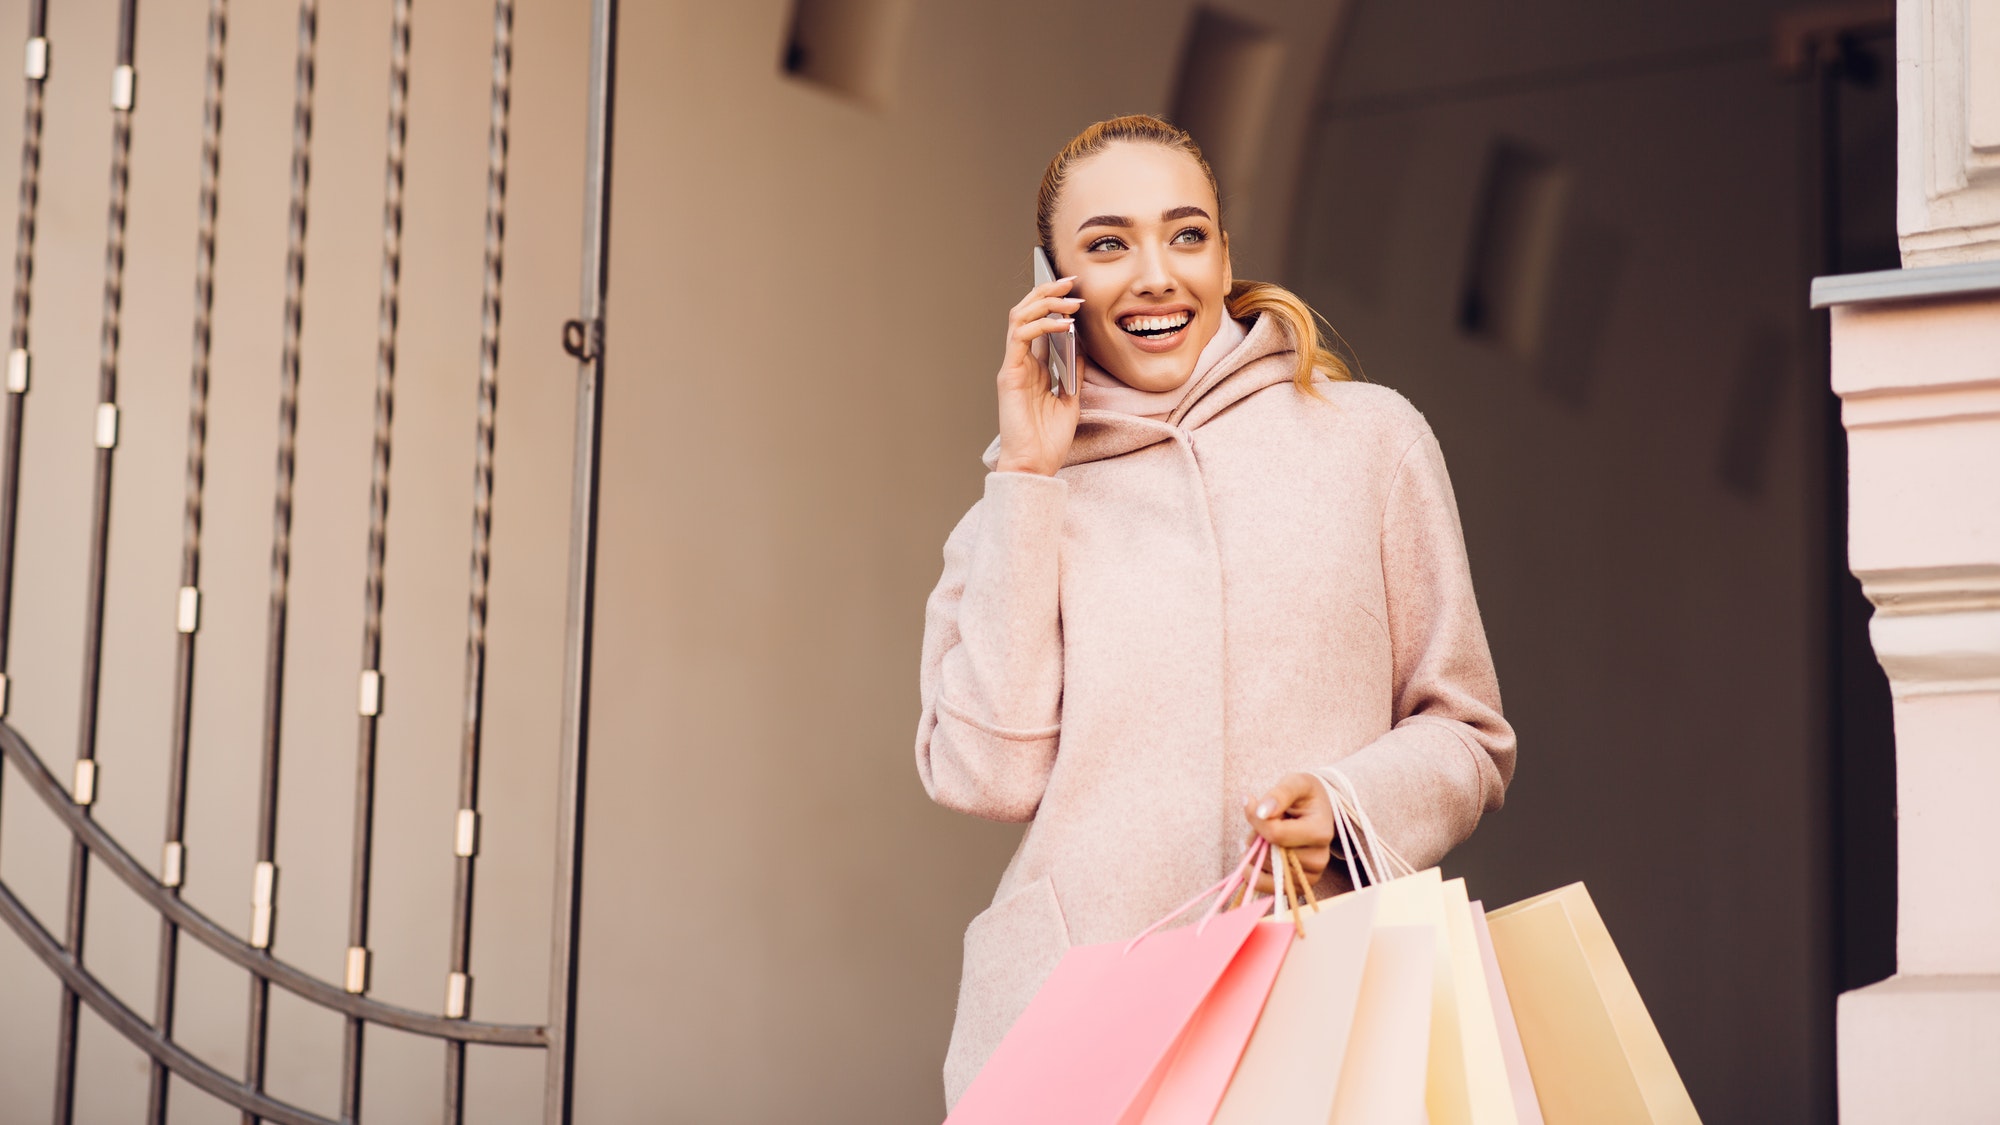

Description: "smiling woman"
914 113 1516 1107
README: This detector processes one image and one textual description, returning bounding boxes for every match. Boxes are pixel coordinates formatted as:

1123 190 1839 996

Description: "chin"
1088 328 1208 391
1116 356 1200 392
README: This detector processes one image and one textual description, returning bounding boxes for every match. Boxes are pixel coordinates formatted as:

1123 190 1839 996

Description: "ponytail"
1226 279 1356 392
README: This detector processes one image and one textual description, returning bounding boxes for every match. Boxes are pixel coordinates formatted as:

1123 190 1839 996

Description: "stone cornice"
1812 259 2000 307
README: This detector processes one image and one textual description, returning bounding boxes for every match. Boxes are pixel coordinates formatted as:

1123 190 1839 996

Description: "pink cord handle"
1124 839 1269 955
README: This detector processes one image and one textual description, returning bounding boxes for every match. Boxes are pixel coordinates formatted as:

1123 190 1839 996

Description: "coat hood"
982 312 1299 470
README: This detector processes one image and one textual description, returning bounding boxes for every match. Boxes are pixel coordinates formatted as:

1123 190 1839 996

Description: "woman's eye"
1171 226 1208 245
1087 236 1126 253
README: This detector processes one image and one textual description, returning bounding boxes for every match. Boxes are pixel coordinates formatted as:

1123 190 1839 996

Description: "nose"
1130 240 1175 297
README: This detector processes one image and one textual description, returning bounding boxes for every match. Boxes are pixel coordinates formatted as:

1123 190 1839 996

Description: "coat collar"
980 312 1298 470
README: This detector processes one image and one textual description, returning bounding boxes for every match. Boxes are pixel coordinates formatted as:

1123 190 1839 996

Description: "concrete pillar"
1823 6 2000 1115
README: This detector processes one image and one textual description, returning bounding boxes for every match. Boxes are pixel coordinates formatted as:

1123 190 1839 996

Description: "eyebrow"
1075 205 1214 233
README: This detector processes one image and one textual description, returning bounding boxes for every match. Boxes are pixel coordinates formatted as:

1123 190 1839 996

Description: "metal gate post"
546 0 618 1119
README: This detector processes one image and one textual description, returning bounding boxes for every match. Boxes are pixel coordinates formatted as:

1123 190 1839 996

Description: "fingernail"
1256 801 1275 818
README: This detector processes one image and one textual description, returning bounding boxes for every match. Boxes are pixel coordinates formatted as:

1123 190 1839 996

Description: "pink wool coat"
915 312 1516 1105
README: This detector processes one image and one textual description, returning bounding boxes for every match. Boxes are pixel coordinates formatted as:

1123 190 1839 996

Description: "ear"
1221 230 1234 294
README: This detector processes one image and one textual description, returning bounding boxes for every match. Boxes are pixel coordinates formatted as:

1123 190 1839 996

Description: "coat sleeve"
915 471 1069 822
1326 425 1516 871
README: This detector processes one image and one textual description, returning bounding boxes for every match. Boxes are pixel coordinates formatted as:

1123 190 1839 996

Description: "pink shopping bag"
946 846 1274 1125
1132 898 1298 1123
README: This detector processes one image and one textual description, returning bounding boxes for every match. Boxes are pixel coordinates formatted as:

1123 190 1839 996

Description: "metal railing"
0 0 619 1120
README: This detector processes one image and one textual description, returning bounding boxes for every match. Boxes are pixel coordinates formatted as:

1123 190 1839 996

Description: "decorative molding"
1899 0 2000 264
1856 566 2000 697
1869 605 2000 697
1841 378 2000 428
1859 565 2000 615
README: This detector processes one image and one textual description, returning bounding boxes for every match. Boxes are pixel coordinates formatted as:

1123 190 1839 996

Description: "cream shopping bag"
1209 848 1379 1125
1327 923 1436 1125
1365 869 1519 1125
1470 902 1545 1125
1316 770 1518 1125
1484 883 1701 1125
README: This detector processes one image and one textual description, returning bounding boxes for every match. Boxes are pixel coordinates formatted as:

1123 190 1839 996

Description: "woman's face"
1048 142 1233 392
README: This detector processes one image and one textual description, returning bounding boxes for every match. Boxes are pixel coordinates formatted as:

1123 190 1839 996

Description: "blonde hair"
1036 114 1354 391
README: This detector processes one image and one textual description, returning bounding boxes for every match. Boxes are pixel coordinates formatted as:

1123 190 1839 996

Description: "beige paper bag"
1485 883 1701 1125
1369 870 1519 1125
1328 924 1436 1125
1209 887 1378 1124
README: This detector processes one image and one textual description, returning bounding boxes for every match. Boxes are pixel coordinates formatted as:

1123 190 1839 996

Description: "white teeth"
1120 312 1192 335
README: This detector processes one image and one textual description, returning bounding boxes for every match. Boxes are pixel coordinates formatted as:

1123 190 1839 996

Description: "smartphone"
1031 247 1079 396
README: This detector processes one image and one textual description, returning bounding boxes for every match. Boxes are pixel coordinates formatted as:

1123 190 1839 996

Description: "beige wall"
0 1 1345 1121
581 2 1340 1119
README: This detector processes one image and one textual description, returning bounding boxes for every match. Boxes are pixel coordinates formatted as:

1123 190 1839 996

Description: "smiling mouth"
1118 311 1193 340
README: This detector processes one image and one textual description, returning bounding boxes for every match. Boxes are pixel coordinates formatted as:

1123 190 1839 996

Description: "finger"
1009 278 1078 319
1296 844 1331 878
1010 294 1085 325
1250 871 1274 896
1251 816 1327 850
1009 315 1076 344
1027 274 1077 299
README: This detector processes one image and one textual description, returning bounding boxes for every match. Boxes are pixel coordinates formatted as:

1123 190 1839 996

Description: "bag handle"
1120 827 1333 957
1315 766 1417 886
1124 838 1270 954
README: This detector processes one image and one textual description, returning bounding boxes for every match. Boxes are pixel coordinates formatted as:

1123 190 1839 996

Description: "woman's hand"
1243 772 1337 895
994 275 1085 476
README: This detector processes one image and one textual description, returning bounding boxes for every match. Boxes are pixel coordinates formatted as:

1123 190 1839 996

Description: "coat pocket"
941 873 1070 1109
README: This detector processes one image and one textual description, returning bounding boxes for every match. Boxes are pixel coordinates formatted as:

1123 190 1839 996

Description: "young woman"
915 115 1515 1105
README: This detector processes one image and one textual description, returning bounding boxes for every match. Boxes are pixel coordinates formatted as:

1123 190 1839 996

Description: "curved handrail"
0 878 337 1125
0 722 546 1047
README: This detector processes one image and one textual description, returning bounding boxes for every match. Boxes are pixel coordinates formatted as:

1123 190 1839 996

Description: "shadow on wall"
1288 4 1897 1123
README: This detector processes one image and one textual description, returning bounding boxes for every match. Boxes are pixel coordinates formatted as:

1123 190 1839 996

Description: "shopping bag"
1207 876 1379 1123
1470 902 1545 1125
1133 846 1313 1125
1329 923 1437 1125
1484 883 1701 1125
1438 876 1520 1125
945 845 1273 1125
1315 769 1517 1125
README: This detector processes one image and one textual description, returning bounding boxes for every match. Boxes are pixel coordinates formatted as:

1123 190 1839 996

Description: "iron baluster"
341 0 415 1116
54 0 143 1118
246 2 318 1119
444 0 514 1117
149 0 228 1120
0 0 49 808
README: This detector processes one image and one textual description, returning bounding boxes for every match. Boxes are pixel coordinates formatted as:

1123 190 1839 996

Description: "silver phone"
1031 247 1078 396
